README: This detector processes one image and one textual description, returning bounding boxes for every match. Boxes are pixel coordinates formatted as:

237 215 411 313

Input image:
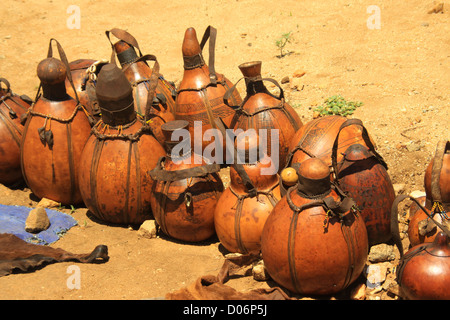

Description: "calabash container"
224 60 303 170
66 58 104 124
286 116 376 169
334 143 396 246
261 158 368 295
21 39 92 205
149 120 224 242
78 63 165 225
175 26 242 155
408 141 450 246
214 132 281 254
106 28 176 145
0 78 31 186
396 231 450 300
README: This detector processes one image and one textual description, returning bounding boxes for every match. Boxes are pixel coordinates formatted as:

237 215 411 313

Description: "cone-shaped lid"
297 158 331 196
182 27 202 56
161 120 191 156
114 40 139 66
161 120 189 143
239 61 262 79
182 27 205 70
95 63 135 126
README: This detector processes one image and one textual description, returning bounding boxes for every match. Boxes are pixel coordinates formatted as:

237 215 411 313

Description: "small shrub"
275 32 292 58
313 95 363 117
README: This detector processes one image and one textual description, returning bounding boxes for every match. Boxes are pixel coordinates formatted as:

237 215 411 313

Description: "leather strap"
44 38 79 104
430 141 449 204
199 25 218 85
123 54 160 123
105 28 143 65
223 77 284 108
149 156 221 182
213 118 257 197
331 118 387 177
285 185 358 293
393 194 450 237
0 78 11 93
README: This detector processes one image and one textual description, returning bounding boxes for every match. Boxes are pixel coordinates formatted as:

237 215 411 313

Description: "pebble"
137 220 158 239
252 260 270 281
25 207 50 233
368 243 396 263
350 282 366 300
292 69 306 78
37 197 60 208
281 76 290 84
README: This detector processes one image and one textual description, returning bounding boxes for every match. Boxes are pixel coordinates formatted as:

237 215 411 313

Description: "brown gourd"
106 28 176 146
21 39 92 205
149 120 224 242
396 231 450 300
78 63 165 225
214 132 281 254
0 78 31 186
224 60 303 171
261 158 368 296
330 119 397 247
285 115 375 170
66 58 104 124
175 26 241 157
407 141 450 246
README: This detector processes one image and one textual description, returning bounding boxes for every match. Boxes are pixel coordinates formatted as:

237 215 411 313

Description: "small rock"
37 197 60 208
252 260 270 281
4 35 11 39
350 282 366 300
365 263 389 288
137 220 158 239
25 207 50 233
368 244 396 263
280 76 290 84
292 69 306 78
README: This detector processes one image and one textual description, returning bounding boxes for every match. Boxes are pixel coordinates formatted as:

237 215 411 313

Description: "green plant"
275 31 292 57
313 95 363 117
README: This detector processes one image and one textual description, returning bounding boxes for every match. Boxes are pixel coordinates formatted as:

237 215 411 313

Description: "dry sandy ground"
0 0 448 300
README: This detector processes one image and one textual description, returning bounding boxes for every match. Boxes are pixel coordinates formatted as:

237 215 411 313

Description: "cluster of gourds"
0 26 448 299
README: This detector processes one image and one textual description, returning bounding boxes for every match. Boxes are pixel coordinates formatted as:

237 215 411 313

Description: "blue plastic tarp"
0 204 78 245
